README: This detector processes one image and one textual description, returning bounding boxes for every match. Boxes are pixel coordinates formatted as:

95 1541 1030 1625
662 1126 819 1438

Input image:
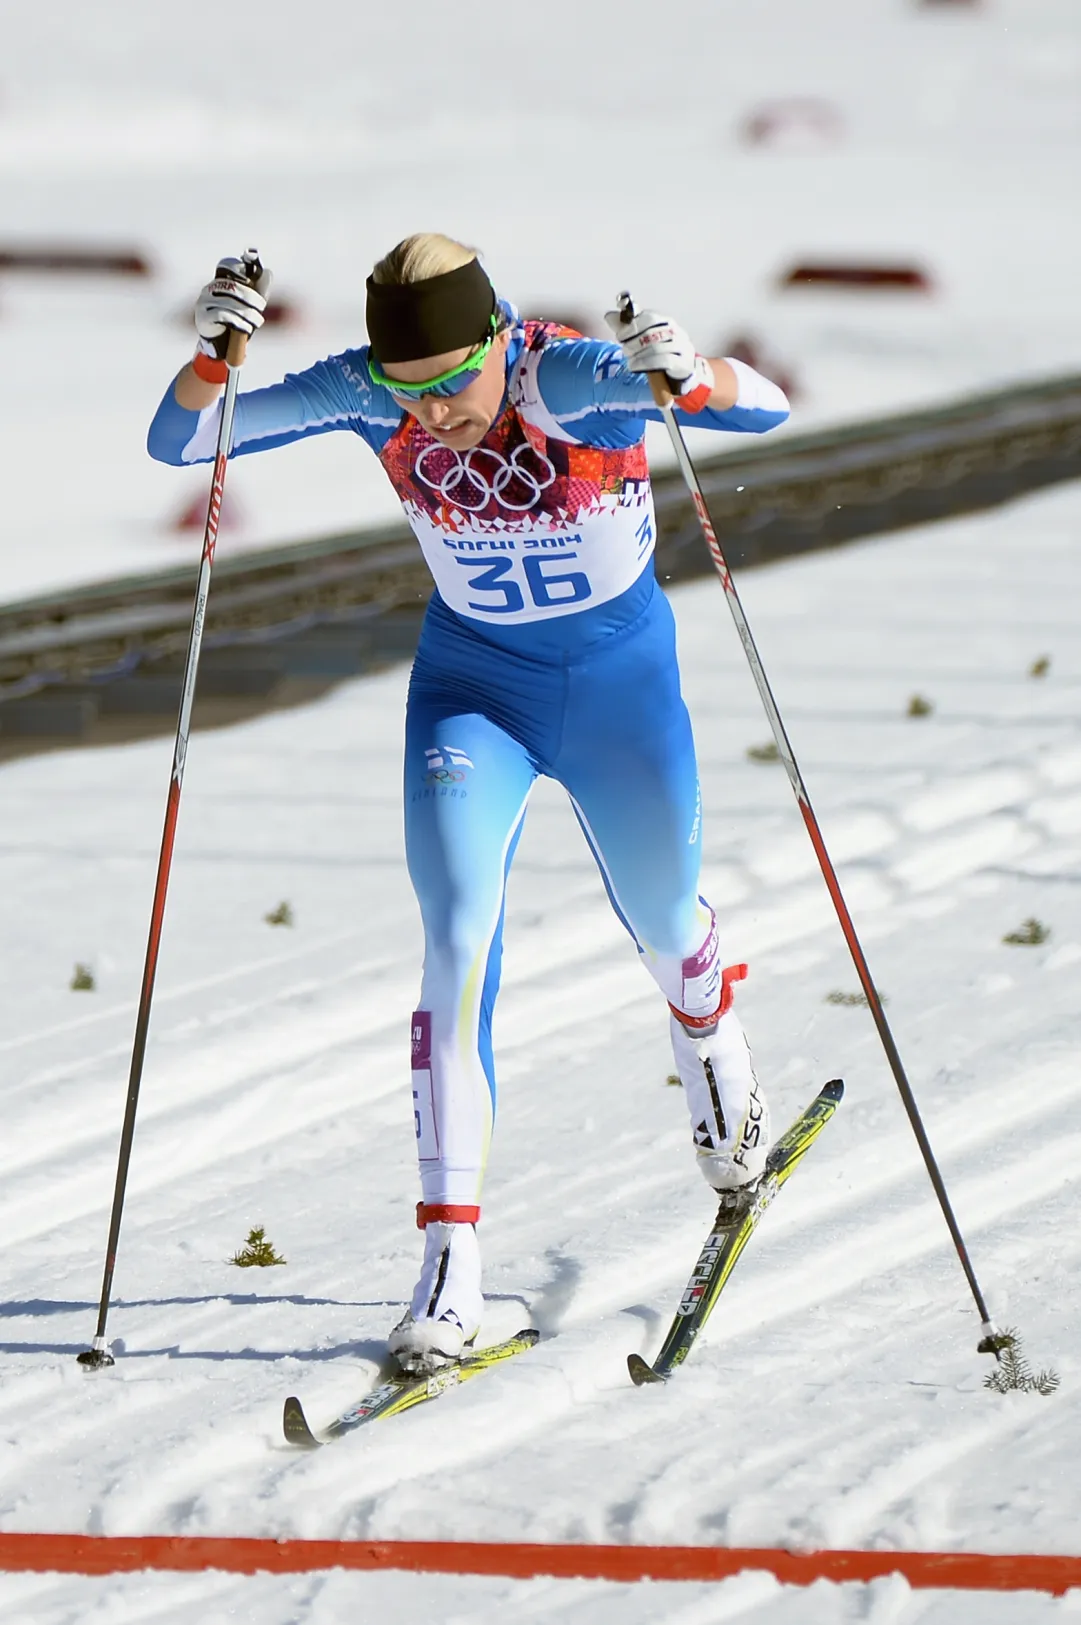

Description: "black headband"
365 258 497 363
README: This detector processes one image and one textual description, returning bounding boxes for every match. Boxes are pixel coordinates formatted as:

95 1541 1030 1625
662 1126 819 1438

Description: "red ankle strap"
416 1202 480 1229
670 961 748 1027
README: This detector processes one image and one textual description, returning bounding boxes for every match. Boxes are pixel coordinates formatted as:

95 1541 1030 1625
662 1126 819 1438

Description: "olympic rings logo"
426 768 466 784
415 443 557 512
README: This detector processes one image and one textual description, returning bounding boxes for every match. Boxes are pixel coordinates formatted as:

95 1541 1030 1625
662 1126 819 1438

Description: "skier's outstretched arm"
603 302 790 429
147 253 389 467
532 311 789 448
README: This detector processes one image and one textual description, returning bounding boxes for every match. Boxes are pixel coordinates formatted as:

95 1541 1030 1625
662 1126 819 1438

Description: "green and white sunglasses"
368 316 499 399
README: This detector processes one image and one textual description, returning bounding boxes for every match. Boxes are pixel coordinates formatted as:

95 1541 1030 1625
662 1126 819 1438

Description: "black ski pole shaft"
78 259 260 1368
619 291 1002 1355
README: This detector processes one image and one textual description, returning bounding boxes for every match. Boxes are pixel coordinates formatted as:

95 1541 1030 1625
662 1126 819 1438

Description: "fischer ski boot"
388 1205 483 1375
670 1001 771 1210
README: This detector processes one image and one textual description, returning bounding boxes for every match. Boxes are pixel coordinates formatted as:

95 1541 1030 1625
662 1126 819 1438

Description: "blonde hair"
370 233 479 286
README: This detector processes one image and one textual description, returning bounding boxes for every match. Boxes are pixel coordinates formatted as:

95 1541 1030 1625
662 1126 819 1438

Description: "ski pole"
619 292 1005 1358
78 252 262 1370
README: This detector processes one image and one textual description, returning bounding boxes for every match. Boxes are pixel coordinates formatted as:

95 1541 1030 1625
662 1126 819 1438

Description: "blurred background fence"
1 369 1078 757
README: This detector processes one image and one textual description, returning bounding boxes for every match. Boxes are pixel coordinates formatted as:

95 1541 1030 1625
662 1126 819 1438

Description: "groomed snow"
1 0 1080 601
1 480 1079 1621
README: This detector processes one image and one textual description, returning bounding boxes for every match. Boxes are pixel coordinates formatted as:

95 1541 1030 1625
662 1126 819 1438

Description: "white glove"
603 302 714 412
194 252 272 360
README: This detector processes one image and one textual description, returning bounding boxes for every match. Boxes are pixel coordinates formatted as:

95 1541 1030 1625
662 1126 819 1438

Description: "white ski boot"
670 1005 770 1197
388 1206 483 1375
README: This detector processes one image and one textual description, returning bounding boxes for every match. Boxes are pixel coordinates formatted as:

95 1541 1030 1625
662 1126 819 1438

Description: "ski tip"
823 1077 845 1103
283 1395 321 1450
627 1352 667 1387
514 1328 541 1348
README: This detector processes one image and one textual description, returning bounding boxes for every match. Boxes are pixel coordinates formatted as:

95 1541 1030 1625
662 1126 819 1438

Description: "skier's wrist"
174 360 226 410
671 355 715 414
192 345 228 384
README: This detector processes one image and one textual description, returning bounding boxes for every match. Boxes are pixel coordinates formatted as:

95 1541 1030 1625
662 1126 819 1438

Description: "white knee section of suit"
641 900 724 1021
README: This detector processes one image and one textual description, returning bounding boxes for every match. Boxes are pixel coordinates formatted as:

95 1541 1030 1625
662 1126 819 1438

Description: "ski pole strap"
670 962 748 1029
416 1202 481 1229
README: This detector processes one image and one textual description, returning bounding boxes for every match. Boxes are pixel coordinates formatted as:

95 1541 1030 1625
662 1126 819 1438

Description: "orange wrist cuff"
192 349 228 384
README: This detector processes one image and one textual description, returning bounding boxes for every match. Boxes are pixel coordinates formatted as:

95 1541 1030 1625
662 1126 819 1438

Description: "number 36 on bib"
457 552 592 615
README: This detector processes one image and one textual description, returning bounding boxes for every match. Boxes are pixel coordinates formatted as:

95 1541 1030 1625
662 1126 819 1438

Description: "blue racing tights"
404 584 716 1205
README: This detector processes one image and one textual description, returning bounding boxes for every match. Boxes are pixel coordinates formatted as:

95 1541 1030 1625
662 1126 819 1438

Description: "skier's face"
382 329 511 449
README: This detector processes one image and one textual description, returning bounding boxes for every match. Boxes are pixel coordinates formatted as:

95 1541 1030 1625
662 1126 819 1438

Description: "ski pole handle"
223 248 263 369
617 290 675 409
647 372 675 409
226 327 248 368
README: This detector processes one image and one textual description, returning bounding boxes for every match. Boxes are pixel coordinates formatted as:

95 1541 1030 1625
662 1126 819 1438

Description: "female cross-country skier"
148 234 790 1374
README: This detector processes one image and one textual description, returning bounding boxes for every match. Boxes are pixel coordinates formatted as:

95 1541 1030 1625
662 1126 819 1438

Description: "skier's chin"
427 418 490 450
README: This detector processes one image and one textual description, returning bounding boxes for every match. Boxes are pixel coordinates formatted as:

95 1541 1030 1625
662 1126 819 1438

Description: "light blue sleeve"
146 348 404 466
535 338 790 448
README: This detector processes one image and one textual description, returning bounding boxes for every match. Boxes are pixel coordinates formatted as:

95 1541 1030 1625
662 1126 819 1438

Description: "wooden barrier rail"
1 370 1079 745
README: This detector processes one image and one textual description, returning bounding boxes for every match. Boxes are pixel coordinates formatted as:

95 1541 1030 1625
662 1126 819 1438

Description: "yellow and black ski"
283 1327 539 1448
629 1078 843 1386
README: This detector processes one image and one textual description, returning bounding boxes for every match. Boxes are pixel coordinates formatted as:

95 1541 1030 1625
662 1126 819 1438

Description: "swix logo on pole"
205 452 228 563
693 491 731 591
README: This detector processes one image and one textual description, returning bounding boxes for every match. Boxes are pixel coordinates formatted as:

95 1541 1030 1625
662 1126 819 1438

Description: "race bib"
404 470 656 625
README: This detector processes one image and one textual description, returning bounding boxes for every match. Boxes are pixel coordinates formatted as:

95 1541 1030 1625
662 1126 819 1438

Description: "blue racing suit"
148 307 790 1207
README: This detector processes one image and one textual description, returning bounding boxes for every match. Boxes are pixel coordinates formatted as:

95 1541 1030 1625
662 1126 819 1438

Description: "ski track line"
898 769 1043 835
10 708 1053 1077
0 923 388 1057
38 1099 1071 1541
30 926 1062 1308
2 933 685 1231
91 1326 633 1538
803 1403 1069 1553
889 816 1039 896
0 1367 90 1426
493 1046 1081 1347
0 1377 211 1501
4 946 417 1108
0 1048 402 1250
505 1111 1079 1384
76 1279 717 1540
626 1410 881 1525
85 1425 288 1539
2 937 444 1156
3 868 867 1231
596 1416 917 1552
668 1131 1081 1358
718 1052 1081 1255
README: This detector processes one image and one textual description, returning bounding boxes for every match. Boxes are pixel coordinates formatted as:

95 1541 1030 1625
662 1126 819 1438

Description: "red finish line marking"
0 1536 1078 1593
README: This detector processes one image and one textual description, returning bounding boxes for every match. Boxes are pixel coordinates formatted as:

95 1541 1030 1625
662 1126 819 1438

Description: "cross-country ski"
629 1079 843 1385
283 1329 540 1449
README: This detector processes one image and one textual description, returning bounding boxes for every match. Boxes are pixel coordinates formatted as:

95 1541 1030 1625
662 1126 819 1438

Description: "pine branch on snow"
984 1330 1059 1396
230 1226 287 1267
1002 918 1050 946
